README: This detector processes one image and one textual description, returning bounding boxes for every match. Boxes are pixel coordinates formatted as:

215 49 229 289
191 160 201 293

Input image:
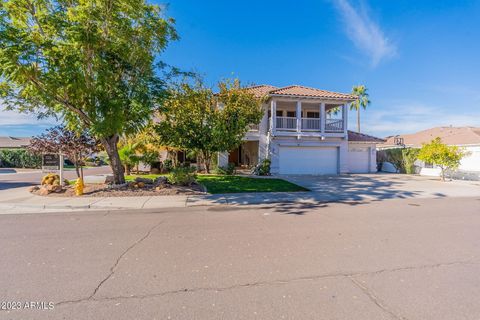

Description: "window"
306 112 320 118
276 110 284 117
286 111 296 117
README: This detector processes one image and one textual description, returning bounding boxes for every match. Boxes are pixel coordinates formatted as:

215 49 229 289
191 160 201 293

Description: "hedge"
0 149 42 168
377 148 420 174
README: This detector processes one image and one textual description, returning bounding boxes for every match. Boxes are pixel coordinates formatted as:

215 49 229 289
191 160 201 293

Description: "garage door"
279 146 338 174
348 146 370 173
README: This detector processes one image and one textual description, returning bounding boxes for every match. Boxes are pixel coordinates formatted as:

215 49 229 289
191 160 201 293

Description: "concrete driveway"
280 173 480 201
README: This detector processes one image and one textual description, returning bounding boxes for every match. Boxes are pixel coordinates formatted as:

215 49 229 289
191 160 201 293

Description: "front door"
228 147 241 166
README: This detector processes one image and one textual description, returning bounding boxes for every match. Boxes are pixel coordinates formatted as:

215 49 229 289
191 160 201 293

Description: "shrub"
377 148 419 174
402 148 420 174
168 167 197 186
163 159 174 172
254 158 271 176
215 162 236 175
0 149 41 168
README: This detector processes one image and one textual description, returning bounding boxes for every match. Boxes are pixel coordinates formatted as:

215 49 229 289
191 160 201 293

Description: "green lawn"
125 174 165 181
80 173 308 194
196 175 309 194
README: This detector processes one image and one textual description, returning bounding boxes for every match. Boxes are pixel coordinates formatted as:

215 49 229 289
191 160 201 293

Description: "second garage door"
279 146 338 174
348 146 371 173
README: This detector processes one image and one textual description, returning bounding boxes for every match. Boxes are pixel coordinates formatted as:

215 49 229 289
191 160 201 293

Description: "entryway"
228 141 259 167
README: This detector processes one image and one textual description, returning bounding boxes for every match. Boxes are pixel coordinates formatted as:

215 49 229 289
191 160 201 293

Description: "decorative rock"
38 187 50 196
154 176 167 186
134 177 154 184
28 186 39 193
137 182 145 188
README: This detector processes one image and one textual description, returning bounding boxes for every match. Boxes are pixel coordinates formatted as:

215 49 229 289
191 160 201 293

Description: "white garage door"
348 146 370 173
279 147 338 174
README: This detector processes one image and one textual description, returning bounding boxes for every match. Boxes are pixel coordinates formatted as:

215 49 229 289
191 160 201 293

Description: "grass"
73 173 308 194
196 175 309 194
125 174 165 182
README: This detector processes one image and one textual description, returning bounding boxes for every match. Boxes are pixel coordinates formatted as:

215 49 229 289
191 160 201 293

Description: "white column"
270 100 277 134
342 103 348 135
320 102 326 134
296 100 302 133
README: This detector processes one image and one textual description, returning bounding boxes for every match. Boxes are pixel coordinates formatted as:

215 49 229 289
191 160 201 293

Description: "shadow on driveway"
279 174 424 202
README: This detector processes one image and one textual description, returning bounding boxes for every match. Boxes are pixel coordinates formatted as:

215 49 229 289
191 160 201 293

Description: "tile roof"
348 131 385 143
244 85 278 98
381 127 480 147
0 136 31 148
269 85 357 100
244 84 356 100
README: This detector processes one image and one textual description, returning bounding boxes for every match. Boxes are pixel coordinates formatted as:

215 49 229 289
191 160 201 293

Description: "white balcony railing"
325 119 344 132
276 117 297 130
270 115 345 134
301 118 320 131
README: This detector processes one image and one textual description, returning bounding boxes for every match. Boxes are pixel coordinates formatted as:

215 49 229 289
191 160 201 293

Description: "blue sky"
1 0 480 137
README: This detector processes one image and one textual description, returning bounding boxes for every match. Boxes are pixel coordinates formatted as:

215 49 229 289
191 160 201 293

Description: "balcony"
268 100 347 137
271 117 344 134
325 119 344 132
301 118 320 131
276 117 297 130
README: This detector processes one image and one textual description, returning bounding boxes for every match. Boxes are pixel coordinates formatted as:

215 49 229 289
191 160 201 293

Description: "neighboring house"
379 126 480 177
0 136 31 149
218 85 384 175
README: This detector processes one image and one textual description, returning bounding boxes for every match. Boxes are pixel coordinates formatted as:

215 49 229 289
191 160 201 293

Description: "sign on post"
42 154 65 186
42 154 60 171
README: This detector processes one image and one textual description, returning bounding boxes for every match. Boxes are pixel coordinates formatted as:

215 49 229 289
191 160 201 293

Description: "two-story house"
218 84 384 175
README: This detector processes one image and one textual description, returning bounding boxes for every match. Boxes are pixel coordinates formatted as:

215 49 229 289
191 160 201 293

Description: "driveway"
280 173 480 201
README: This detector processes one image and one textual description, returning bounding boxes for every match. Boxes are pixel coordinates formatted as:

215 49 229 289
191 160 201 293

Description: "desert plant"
168 167 197 186
118 144 141 175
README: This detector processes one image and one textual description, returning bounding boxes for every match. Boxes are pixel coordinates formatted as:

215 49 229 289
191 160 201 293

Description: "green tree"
417 137 465 181
0 0 177 184
155 79 263 173
350 85 371 133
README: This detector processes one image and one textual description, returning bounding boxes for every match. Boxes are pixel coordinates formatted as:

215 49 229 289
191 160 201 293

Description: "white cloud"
0 110 56 126
333 0 396 66
359 102 480 137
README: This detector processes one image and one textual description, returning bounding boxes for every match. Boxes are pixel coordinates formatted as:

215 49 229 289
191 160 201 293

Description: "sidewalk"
0 187 324 214
2 173 480 214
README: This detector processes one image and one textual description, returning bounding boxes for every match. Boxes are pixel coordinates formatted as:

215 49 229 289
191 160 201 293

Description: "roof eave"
267 93 356 102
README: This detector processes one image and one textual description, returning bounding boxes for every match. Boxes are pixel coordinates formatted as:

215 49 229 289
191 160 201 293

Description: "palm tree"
350 85 371 133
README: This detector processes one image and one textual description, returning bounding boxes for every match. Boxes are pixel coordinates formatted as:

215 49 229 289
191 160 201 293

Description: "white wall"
460 146 480 172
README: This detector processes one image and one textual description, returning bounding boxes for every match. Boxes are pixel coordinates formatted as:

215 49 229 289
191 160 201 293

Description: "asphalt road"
0 166 112 190
1 197 480 319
